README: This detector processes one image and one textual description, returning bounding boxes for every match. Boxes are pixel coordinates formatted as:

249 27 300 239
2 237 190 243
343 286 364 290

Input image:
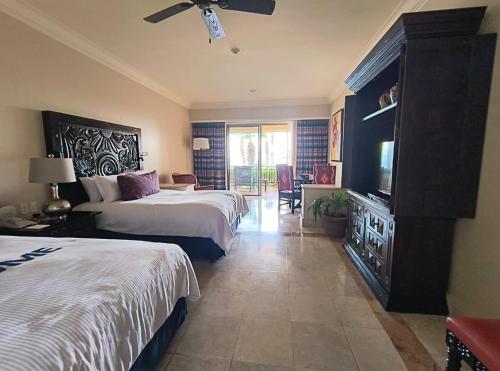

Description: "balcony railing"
229 165 278 192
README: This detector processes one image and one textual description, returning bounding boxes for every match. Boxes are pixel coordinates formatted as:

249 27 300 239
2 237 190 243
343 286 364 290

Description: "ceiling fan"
144 0 276 41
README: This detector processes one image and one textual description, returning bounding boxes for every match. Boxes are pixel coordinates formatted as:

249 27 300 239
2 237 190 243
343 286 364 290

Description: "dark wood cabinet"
0 212 101 238
341 7 496 314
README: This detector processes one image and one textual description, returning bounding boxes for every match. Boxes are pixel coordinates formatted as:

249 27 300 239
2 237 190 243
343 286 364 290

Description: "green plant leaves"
308 189 349 221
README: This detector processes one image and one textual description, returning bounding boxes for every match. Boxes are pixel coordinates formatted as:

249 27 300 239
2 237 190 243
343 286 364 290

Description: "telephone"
0 205 36 229
0 217 36 229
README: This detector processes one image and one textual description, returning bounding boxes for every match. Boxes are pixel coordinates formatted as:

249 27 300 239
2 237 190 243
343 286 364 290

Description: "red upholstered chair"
445 316 500 371
312 164 336 185
171 173 214 191
276 164 301 214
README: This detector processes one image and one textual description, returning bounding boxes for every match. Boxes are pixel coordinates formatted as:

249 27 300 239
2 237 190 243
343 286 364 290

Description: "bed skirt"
130 297 187 371
96 215 241 262
96 231 225 261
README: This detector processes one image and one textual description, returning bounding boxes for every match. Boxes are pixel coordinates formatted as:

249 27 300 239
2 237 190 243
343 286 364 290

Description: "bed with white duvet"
74 189 249 254
0 236 200 371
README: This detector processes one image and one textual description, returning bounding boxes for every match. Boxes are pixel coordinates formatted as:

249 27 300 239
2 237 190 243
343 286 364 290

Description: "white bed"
0 236 200 371
74 189 249 253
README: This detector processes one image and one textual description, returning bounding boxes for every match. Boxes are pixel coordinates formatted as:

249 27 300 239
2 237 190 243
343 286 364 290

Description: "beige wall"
330 88 352 186
189 104 331 123
0 12 190 213
330 2 500 317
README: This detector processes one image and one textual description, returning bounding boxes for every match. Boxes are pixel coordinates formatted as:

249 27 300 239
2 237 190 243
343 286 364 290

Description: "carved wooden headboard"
42 111 144 206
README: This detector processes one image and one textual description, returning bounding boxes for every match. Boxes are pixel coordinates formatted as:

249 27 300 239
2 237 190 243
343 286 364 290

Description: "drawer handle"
371 219 384 234
369 237 381 251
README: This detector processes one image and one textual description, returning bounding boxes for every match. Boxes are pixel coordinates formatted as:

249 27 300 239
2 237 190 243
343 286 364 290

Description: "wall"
189 104 331 123
329 88 352 186
330 1 500 317
0 12 190 213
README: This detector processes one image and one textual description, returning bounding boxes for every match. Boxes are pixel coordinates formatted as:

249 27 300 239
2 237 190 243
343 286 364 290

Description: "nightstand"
160 183 195 191
0 211 101 238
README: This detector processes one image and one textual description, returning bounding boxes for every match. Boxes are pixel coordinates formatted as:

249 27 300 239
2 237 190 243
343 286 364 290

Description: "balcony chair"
233 166 255 192
171 173 214 191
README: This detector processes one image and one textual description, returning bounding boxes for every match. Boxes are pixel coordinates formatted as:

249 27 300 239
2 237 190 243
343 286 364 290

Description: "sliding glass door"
261 124 290 193
227 125 261 196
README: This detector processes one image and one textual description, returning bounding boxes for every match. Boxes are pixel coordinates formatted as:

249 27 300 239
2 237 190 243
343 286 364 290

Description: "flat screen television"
378 141 394 196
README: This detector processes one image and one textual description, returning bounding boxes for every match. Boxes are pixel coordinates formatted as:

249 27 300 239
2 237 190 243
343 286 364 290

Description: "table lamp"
29 155 76 218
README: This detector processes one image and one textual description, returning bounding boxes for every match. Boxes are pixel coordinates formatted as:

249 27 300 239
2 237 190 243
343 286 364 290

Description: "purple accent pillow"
118 170 160 201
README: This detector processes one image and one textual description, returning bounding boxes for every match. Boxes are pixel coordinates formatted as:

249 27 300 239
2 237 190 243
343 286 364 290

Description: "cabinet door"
394 35 496 218
347 197 364 257
385 220 394 289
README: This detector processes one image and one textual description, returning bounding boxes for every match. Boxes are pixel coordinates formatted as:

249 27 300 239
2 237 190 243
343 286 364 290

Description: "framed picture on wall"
330 109 344 162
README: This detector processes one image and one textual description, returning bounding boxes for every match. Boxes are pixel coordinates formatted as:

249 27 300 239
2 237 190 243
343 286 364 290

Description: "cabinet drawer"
349 214 364 236
367 209 388 238
365 249 385 285
366 229 385 259
349 198 364 218
347 230 364 257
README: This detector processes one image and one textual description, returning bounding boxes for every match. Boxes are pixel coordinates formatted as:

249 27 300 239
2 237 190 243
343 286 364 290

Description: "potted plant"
308 189 349 238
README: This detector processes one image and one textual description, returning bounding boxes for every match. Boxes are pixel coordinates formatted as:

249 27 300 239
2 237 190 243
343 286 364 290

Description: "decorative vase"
390 83 398 104
379 91 391 109
321 215 348 239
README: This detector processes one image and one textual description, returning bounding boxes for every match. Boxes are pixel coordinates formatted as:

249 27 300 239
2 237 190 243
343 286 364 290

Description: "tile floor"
159 195 454 371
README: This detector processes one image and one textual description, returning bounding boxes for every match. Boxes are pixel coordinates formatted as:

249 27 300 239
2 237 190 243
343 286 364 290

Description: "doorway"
227 123 290 196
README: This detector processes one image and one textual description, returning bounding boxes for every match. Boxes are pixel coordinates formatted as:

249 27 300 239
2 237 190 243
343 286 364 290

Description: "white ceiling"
15 0 401 107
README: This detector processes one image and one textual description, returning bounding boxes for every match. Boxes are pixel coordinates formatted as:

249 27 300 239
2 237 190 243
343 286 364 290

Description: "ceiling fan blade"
144 2 194 23
217 0 276 15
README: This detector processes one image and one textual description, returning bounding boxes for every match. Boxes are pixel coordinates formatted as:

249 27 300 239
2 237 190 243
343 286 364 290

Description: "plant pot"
321 215 348 238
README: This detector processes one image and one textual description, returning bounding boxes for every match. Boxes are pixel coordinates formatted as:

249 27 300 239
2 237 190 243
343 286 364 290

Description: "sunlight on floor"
238 193 323 234
160 193 454 371
238 193 295 233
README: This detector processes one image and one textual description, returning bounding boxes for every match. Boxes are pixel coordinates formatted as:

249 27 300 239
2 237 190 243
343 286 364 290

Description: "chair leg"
445 331 462 371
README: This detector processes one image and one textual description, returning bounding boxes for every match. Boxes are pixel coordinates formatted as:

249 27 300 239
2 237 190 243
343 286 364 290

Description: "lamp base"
42 198 71 218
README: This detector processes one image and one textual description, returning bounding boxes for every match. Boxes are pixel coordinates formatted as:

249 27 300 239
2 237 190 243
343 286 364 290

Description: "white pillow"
94 174 121 202
80 176 103 202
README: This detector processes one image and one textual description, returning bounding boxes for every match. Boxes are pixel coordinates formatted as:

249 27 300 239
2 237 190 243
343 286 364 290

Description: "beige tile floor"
159 194 452 371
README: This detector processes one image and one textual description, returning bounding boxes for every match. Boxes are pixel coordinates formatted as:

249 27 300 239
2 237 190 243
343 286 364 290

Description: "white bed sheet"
0 236 200 371
74 190 249 253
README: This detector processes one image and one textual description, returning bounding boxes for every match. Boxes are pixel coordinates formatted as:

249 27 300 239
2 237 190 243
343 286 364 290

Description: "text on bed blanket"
0 247 62 273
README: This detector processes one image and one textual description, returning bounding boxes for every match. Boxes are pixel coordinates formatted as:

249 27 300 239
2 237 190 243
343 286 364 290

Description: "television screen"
378 141 394 195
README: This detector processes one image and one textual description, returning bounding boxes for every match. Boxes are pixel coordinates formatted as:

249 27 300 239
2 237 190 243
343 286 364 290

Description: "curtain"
296 119 329 175
192 123 226 190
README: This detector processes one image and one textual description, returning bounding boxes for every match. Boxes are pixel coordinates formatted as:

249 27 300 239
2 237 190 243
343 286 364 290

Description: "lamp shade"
193 138 210 150
29 157 76 183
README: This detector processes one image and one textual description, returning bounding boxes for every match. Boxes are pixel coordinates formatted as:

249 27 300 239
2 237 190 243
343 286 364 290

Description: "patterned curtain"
192 123 226 190
296 119 329 176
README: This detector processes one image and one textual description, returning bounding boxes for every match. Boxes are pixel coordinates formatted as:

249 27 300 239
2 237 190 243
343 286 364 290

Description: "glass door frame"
226 124 262 196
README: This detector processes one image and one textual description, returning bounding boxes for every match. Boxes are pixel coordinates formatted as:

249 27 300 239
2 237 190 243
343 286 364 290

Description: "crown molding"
329 0 429 102
0 0 190 108
190 97 331 110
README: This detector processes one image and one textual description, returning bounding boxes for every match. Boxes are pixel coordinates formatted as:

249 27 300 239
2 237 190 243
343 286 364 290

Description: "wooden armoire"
341 7 496 314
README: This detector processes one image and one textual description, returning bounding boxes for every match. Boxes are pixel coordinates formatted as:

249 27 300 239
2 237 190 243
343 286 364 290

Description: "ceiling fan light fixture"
201 8 226 40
